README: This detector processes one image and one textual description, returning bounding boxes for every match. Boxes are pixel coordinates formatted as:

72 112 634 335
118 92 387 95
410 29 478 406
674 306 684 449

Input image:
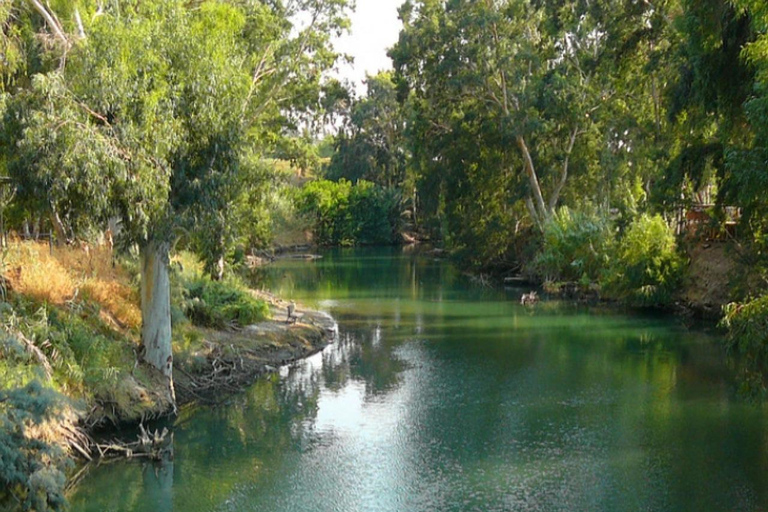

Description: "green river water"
69 248 768 512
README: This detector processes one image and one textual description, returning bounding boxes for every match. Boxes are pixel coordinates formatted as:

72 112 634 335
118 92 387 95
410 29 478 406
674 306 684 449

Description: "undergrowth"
721 296 768 398
3 240 141 329
172 251 270 330
0 243 270 510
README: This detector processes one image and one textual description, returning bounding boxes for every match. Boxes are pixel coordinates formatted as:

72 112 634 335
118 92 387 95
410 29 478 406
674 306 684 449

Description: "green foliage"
391 0 635 249
181 277 270 329
172 255 269 328
1 0 351 273
326 72 408 190
722 295 768 360
297 179 402 246
297 178 352 245
721 295 768 397
230 156 297 252
602 214 686 306
348 182 403 245
0 379 70 511
2 298 133 400
532 207 615 283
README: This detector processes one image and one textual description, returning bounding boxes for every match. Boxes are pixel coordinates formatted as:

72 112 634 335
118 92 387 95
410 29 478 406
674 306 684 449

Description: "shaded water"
70 248 768 512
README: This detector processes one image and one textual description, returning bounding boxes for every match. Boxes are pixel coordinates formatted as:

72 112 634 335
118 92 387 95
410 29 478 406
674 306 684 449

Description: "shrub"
347 181 402 245
1 299 134 400
181 277 269 329
297 179 353 245
0 379 70 512
721 296 768 397
532 207 615 283
722 296 768 358
602 214 685 306
297 179 401 245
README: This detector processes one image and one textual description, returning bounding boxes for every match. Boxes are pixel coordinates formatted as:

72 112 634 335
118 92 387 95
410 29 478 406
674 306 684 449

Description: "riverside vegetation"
3 0 768 510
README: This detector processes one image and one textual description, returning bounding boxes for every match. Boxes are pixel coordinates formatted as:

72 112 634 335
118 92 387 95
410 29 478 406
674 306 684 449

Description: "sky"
333 0 405 95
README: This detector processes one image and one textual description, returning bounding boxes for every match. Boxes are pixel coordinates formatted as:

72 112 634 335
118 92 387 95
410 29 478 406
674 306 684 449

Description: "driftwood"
174 350 264 406
60 423 94 462
94 424 173 461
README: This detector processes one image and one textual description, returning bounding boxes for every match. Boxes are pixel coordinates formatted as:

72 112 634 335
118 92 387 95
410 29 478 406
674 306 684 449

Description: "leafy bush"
721 296 768 397
348 182 402 245
298 178 353 244
722 296 768 356
532 207 615 283
602 214 685 306
181 277 269 329
0 379 70 512
297 179 401 245
0 297 134 402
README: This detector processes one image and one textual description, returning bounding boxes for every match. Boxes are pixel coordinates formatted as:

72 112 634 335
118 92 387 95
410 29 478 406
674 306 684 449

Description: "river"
68 247 768 512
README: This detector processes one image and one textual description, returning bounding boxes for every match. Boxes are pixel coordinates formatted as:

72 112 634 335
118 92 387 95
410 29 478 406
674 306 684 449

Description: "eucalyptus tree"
722 0 768 230
655 0 756 210
1 0 350 401
327 72 409 190
392 0 624 233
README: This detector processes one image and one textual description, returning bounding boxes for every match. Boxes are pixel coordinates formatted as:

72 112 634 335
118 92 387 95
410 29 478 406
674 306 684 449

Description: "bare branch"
549 126 581 212
74 7 86 39
28 0 69 47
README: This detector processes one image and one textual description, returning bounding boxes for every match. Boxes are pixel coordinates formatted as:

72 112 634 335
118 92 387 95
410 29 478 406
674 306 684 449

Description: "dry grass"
3 241 76 304
82 280 141 329
3 240 141 330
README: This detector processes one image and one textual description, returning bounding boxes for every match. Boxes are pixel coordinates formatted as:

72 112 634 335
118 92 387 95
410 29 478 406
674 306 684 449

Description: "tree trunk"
548 127 580 212
140 240 175 402
48 208 67 245
516 136 549 222
525 196 542 231
212 255 224 281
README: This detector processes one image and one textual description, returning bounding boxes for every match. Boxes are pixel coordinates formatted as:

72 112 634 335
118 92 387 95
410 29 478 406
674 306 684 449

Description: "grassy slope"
0 239 334 509
1 241 171 425
1 239 330 427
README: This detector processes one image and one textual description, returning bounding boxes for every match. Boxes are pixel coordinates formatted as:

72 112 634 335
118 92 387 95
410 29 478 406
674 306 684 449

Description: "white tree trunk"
140 240 175 402
516 136 549 223
48 208 68 245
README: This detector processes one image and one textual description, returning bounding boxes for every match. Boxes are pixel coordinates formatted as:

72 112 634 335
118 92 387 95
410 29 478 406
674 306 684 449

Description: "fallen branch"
93 424 173 461
16 332 53 381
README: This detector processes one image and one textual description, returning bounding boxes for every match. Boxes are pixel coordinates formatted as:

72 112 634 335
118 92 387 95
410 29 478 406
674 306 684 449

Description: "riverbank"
173 292 337 406
75 296 337 456
0 241 337 509
534 239 735 320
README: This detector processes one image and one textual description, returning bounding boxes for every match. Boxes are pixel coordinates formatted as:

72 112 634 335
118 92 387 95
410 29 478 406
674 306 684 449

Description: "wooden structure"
675 203 740 241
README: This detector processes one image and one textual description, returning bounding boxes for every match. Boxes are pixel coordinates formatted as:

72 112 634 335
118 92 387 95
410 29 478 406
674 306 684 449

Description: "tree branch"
74 7 86 39
548 126 582 212
517 135 549 221
28 0 69 47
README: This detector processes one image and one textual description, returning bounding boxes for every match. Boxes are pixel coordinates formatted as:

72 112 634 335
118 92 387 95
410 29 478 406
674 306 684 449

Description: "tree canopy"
1 0 351 397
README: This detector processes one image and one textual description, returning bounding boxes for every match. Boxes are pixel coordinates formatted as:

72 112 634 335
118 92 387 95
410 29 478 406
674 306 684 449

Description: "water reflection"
69 248 768 512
